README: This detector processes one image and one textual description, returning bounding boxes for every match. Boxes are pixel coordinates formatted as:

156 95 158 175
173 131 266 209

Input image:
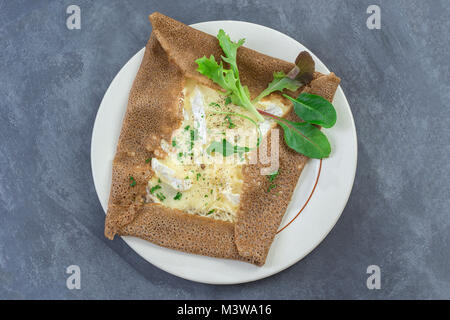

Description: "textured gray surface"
0 0 449 299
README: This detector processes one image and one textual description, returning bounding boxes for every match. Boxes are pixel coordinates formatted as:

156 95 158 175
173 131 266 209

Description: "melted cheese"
147 79 290 222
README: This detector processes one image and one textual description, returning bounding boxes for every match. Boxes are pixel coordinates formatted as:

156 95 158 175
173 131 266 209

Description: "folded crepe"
104 12 340 265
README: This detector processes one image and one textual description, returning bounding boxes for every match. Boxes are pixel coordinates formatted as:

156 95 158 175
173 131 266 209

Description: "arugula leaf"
253 71 300 103
253 51 315 103
258 108 330 158
217 29 244 75
206 139 250 157
284 93 337 128
195 30 264 122
276 119 331 159
196 55 230 89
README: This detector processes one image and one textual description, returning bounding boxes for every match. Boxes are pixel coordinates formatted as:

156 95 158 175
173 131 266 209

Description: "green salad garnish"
196 29 337 159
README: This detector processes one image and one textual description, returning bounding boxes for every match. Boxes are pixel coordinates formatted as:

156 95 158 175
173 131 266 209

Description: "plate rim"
91 19 358 285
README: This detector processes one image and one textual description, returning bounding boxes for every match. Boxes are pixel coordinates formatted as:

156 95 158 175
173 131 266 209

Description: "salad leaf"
195 29 337 159
291 51 315 84
276 120 331 158
284 92 337 128
252 71 300 103
258 109 331 158
253 51 315 103
195 30 264 122
195 55 231 90
217 29 244 75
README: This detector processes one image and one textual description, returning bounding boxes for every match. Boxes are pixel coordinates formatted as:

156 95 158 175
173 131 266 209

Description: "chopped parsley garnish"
268 171 279 182
184 125 190 131
172 139 177 147
158 178 161 183
174 192 182 200
189 129 199 151
224 115 236 129
150 185 161 194
267 171 279 192
156 192 166 202
209 102 221 108
207 209 215 215
129 176 136 187
225 96 232 105
196 173 201 181
191 129 199 141
212 111 261 147
145 158 151 163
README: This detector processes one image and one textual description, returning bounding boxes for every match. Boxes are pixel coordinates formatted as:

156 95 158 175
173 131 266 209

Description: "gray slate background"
0 0 449 299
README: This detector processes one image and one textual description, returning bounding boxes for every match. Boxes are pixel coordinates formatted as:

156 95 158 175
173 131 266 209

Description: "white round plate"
91 20 357 284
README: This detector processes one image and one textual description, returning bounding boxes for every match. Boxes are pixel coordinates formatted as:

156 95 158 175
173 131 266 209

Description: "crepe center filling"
146 79 289 222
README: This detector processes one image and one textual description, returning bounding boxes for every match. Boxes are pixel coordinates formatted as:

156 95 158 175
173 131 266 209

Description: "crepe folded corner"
104 12 341 266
